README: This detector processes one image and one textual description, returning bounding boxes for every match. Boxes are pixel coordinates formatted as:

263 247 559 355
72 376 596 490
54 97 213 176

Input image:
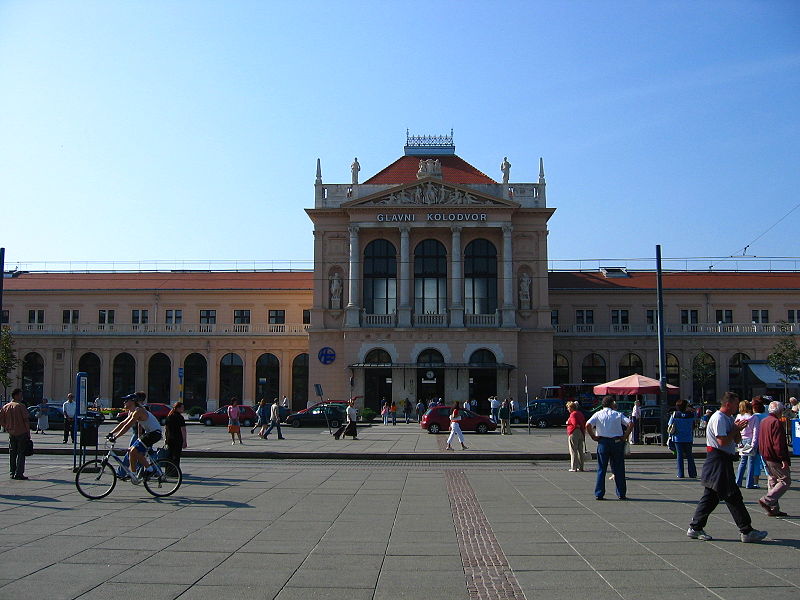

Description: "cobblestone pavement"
0 455 797 599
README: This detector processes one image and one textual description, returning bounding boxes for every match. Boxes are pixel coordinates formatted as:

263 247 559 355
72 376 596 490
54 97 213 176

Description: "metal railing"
9 323 311 336
553 322 800 336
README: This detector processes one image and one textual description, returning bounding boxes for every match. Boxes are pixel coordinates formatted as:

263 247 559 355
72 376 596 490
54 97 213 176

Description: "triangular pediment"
343 178 519 209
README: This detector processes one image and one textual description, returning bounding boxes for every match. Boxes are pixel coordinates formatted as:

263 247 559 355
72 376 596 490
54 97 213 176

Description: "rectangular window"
551 310 559 326
233 309 250 324
98 309 115 327
610 309 629 325
0 309 8 324
165 309 183 324
28 309 45 324
715 309 733 324
751 309 769 323
646 309 656 325
575 309 594 325
268 310 285 324
62 309 79 324
302 309 310 324
680 309 698 325
789 310 799 323
131 309 149 325
200 309 216 324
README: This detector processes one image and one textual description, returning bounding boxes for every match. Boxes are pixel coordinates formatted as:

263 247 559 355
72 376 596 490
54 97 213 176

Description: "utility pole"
656 245 668 444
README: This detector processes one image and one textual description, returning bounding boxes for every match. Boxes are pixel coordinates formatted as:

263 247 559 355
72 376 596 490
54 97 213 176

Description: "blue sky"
1 1 798 271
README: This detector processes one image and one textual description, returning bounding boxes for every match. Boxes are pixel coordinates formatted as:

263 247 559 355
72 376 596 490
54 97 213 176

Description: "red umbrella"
593 373 679 395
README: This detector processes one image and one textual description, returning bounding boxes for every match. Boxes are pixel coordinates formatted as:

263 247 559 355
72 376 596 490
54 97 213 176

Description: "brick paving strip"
446 469 527 600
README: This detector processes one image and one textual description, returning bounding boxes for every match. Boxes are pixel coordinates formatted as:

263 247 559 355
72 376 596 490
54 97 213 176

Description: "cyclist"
107 393 163 480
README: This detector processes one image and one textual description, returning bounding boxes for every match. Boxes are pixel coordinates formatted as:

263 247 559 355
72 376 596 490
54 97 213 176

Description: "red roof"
364 155 496 185
549 271 800 291
3 271 314 292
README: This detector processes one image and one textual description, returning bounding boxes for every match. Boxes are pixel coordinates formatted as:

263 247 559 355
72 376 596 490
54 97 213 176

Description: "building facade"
3 138 799 409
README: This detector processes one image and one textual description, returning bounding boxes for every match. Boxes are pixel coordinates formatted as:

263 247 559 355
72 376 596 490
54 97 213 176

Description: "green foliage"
692 350 716 402
359 407 377 422
767 335 800 400
186 406 203 416
0 326 19 399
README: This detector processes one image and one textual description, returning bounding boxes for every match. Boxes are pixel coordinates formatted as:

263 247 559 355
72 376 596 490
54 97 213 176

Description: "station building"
3 136 800 409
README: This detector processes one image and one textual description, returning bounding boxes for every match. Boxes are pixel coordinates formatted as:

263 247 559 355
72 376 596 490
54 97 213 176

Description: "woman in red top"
566 401 587 471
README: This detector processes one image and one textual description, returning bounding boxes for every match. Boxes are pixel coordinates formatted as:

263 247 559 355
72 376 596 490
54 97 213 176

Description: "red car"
201 405 257 427
420 405 497 434
116 402 171 425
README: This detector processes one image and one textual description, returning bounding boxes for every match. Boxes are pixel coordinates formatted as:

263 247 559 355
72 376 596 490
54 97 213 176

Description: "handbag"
24 438 34 457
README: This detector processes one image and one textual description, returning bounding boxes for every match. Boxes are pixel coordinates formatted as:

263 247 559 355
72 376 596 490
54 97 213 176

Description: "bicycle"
75 438 182 499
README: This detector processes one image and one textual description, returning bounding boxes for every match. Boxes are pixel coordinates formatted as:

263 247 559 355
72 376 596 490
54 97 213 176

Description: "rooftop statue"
501 156 511 185
351 158 360 185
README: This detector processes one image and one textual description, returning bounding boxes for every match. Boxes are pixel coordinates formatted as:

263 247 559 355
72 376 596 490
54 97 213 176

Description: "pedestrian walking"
35 399 49 434
499 399 512 435
586 396 632 500
334 399 359 440
390 401 397 425
445 402 468 451
62 393 76 443
668 399 697 478
227 398 243 445
263 398 285 439
403 398 412 424
381 398 389 425
687 392 768 543
756 400 791 517
165 402 187 468
415 399 426 422
735 399 756 486
566 401 586 471
0 389 31 480
253 399 269 437
490 396 500 423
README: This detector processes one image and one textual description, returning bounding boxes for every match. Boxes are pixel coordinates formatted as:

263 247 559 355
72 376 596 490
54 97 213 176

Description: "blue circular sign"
318 347 336 365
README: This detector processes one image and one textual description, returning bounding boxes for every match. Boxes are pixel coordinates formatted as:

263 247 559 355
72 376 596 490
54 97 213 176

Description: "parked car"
200 405 258 427
420 406 497 434
510 400 569 428
27 403 65 430
285 403 347 428
116 402 172 425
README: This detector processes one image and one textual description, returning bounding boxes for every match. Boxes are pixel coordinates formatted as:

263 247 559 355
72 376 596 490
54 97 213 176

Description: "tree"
692 350 716 404
767 335 800 401
0 326 19 401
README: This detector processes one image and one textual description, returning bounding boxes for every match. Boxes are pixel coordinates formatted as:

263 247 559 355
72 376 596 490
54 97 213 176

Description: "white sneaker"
686 528 712 541
740 529 767 543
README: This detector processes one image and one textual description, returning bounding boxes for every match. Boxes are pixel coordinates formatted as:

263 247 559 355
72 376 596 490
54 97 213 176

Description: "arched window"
365 348 392 364
255 353 280 401
666 353 680 388
22 352 44 402
618 353 642 378
469 349 496 365
291 353 308 410
219 353 244 404
692 352 717 404
112 352 136 406
417 348 444 364
464 239 497 315
78 352 101 402
728 352 750 398
147 353 171 403
414 239 447 314
183 353 207 410
554 354 570 386
582 353 606 383
363 239 397 315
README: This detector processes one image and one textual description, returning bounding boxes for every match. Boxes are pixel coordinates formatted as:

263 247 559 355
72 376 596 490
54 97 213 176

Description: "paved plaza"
0 427 798 600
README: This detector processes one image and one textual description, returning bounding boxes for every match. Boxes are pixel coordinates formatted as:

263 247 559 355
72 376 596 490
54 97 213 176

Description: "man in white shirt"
490 396 501 422
586 396 632 500
62 393 76 443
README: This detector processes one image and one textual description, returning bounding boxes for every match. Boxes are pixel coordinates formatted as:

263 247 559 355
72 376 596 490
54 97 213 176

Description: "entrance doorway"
364 368 392 411
417 367 444 403
469 369 496 414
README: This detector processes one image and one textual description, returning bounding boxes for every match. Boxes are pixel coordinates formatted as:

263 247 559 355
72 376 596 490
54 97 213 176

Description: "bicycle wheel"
75 459 117 499
143 459 182 497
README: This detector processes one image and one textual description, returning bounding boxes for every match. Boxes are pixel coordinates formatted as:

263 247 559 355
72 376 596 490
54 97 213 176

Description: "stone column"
501 225 516 327
397 226 412 327
450 226 464 327
345 225 361 327
312 230 324 309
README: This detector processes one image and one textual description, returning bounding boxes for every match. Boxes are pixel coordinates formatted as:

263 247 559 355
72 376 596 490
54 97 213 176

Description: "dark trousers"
690 485 752 533
595 437 627 498
9 434 27 477
63 418 74 443
167 442 182 468
264 419 283 438
675 441 697 478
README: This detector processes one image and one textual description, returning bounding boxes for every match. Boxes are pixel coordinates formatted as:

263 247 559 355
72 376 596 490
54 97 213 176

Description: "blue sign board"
318 347 336 365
